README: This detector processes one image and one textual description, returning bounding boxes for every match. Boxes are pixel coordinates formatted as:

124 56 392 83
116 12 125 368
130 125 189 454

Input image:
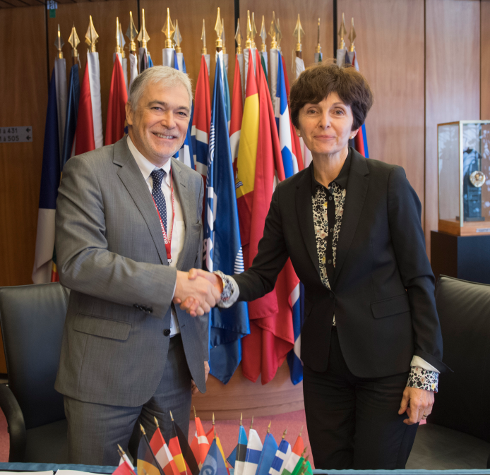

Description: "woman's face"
295 92 359 159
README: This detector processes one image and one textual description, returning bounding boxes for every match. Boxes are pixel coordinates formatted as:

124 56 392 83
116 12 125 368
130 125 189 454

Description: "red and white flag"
75 51 103 154
105 54 128 145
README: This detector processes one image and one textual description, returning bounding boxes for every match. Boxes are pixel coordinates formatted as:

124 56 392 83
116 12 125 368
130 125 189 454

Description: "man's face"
126 81 191 167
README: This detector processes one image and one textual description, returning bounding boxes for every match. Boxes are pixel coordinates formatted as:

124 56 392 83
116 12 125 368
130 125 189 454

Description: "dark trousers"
303 327 418 470
64 334 192 466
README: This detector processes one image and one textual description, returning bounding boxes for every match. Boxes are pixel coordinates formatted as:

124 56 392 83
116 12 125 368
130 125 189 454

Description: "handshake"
173 269 224 316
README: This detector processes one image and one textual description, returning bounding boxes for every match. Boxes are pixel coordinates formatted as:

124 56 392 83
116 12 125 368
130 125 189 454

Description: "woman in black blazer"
180 63 448 470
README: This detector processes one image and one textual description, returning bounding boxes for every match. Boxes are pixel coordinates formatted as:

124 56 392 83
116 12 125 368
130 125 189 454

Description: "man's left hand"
398 386 434 425
191 361 210 395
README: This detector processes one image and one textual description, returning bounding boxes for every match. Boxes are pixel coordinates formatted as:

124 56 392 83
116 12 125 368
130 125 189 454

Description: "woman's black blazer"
234 148 447 377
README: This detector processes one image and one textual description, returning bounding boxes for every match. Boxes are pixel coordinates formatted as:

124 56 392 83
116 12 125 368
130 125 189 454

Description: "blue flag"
61 64 80 169
256 433 278 475
204 53 250 384
202 439 228 475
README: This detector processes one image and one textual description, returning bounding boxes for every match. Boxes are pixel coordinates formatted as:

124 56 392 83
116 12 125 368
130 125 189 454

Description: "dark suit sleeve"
56 155 177 317
234 184 290 301
387 166 448 372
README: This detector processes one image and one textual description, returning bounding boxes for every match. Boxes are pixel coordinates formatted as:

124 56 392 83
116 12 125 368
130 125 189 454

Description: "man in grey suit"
55 66 218 465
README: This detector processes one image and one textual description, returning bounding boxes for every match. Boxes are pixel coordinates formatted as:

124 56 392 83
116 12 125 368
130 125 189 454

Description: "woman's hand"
398 386 434 425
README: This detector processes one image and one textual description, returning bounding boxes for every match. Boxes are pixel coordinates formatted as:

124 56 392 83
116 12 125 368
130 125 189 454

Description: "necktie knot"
151 169 166 188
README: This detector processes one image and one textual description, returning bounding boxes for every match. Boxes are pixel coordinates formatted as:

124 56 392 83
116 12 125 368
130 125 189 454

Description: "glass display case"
438 121 490 235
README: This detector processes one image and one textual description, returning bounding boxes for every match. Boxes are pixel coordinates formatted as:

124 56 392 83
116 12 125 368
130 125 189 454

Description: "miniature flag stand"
112 411 309 475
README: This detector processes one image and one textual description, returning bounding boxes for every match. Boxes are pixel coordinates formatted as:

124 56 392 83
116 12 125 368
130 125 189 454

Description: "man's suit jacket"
235 148 447 377
54 138 207 407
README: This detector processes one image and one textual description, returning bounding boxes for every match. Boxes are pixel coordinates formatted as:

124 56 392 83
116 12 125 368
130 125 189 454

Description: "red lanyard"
151 169 175 263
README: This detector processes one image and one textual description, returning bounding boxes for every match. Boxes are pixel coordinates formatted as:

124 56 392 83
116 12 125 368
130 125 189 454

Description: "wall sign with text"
0 127 33 143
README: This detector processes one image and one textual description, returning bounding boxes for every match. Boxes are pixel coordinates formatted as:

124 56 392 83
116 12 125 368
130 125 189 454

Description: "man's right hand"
174 270 221 317
174 269 223 316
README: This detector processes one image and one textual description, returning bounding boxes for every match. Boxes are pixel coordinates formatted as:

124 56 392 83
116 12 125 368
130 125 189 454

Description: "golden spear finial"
68 24 80 62
348 17 356 52
222 18 227 54
137 9 150 49
140 424 146 435
267 422 271 433
212 413 215 426
245 11 252 49
115 17 122 54
118 21 126 58
293 14 305 53
250 416 254 429
162 8 175 49
174 19 182 53
201 19 207 54
215 7 223 51
299 425 303 437
235 21 242 54
193 406 197 419
338 12 346 50
126 11 138 53
269 12 278 49
85 16 99 53
251 12 257 48
154 416 159 428
276 18 283 50
55 24 64 59
316 18 322 54
282 429 287 439
259 15 267 52
170 410 174 421
240 413 243 426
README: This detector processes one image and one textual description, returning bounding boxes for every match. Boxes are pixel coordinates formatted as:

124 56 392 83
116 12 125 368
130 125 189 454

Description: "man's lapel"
171 158 194 270
114 138 169 265
296 167 321 277
333 150 370 285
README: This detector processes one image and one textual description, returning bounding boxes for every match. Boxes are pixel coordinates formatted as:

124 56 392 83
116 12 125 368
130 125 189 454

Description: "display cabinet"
438 121 490 235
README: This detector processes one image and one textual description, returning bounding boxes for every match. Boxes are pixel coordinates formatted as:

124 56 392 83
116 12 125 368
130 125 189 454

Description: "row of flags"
33 10 369 386
114 411 311 475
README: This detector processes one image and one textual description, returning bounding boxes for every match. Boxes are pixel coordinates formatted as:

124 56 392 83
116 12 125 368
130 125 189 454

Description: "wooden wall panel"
46 0 138 131
425 0 480 252
481 0 490 119
239 0 334 79
337 0 426 215
139 0 235 94
0 6 47 288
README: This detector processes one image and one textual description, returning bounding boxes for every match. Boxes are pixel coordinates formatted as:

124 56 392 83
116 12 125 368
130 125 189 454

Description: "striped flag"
150 427 180 475
32 66 62 284
256 432 278 475
230 54 243 175
204 53 250 384
293 57 311 168
170 418 199 475
75 51 103 154
190 415 210 468
192 55 211 180
105 54 128 145
229 424 248 475
268 438 291 475
138 430 164 475
243 428 263 475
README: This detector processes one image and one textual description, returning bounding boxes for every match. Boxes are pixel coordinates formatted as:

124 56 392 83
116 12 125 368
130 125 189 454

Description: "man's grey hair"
128 66 193 111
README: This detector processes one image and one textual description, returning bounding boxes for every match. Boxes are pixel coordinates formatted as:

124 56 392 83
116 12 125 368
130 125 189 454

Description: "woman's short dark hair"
290 62 374 131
